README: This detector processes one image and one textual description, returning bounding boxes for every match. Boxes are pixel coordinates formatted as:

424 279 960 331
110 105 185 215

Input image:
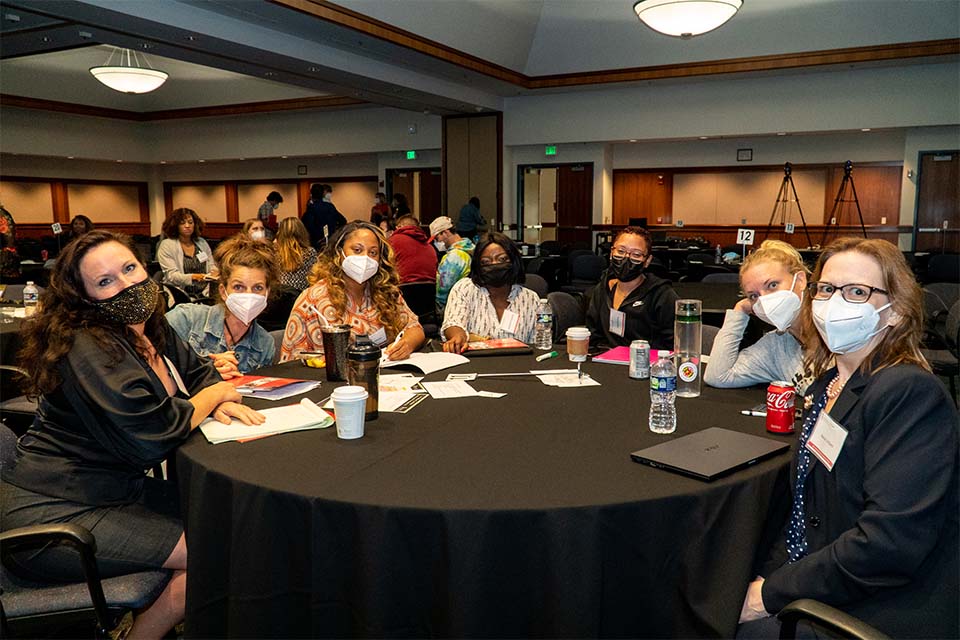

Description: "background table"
178 353 792 638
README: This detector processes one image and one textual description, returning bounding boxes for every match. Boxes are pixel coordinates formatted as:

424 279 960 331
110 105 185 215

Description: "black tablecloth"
178 353 792 638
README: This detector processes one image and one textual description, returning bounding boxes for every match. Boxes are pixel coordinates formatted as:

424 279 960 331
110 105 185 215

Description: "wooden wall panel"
823 165 901 225
169 185 228 223
66 183 141 223
237 184 299 222
0 180 54 223
443 118 470 217
613 172 672 225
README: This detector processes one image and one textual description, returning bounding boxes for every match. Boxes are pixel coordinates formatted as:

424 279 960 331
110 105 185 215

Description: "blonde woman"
274 217 318 291
705 239 812 392
280 221 424 361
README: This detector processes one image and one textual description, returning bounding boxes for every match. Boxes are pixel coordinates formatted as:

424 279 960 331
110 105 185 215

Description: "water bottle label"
678 361 699 382
536 313 552 323
651 375 676 392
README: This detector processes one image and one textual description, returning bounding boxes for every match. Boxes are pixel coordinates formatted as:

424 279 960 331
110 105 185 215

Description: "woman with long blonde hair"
280 221 424 361
737 237 957 639
705 239 812 392
274 217 317 291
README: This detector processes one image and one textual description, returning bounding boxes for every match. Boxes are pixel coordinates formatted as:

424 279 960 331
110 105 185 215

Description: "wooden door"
556 164 593 247
389 171 415 216
915 152 959 252
419 169 442 224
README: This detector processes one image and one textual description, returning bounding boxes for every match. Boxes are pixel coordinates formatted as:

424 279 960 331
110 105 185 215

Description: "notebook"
463 337 532 356
630 427 790 482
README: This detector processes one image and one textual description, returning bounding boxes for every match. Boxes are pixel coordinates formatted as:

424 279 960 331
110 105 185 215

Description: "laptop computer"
630 427 790 482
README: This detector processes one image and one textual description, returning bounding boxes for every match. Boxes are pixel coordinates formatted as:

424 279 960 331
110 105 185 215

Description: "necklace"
826 373 847 399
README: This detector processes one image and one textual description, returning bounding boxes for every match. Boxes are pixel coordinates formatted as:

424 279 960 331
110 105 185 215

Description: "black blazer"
760 362 959 639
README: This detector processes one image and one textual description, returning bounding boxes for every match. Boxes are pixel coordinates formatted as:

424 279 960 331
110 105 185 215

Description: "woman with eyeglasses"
737 238 958 639
279 221 424 362
441 232 541 353
585 226 678 350
705 240 813 393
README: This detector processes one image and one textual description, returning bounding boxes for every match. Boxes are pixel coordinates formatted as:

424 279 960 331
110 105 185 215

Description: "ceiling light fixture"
633 0 741 38
90 47 168 94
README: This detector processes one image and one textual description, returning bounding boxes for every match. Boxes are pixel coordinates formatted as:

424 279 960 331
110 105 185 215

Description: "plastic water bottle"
534 298 553 350
675 299 702 398
649 350 677 434
22 281 39 317
715 244 722 264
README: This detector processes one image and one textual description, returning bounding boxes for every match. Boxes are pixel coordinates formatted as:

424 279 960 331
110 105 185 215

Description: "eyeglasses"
808 281 888 304
611 246 647 263
479 255 511 267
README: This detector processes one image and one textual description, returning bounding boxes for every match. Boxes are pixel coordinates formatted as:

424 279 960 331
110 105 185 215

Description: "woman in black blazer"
738 237 958 639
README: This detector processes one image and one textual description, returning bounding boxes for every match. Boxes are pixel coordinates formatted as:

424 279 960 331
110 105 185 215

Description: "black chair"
684 252 715 265
922 299 959 401
523 273 549 298
547 291 585 343
777 599 890 640
921 283 960 349
0 365 36 437
269 329 284 364
561 254 605 294
702 272 740 283
702 324 720 356
644 257 671 281
258 287 300 333
925 254 960 283
399 281 439 336
0 425 172 639
538 241 561 257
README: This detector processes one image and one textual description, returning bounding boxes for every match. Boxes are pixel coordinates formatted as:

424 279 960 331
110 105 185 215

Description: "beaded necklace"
826 372 848 399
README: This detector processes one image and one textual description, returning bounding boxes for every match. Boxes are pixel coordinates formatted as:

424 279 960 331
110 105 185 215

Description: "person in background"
391 193 411 219
2 230 263 640
370 192 391 226
241 218 268 242
705 239 812 393
67 214 95 241
378 217 395 239
388 214 437 284
274 217 318 291
456 196 484 242
301 183 346 249
430 216 475 311
738 237 958 639
585 226 677 351
156 207 216 299
257 191 283 235
441 232 540 353
166 235 278 378
280 221 424 362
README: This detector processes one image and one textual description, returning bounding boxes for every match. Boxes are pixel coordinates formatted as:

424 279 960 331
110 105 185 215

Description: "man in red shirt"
388 215 438 283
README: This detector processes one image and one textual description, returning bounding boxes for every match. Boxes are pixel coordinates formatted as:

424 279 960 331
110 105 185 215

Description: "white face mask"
434 240 446 252
812 295 891 355
250 230 265 241
341 253 379 284
225 292 268 325
752 272 802 333
323 194 332 202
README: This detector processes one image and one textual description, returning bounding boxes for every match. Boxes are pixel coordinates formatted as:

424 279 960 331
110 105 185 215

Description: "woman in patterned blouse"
274 217 318 291
279 221 424 362
441 232 541 353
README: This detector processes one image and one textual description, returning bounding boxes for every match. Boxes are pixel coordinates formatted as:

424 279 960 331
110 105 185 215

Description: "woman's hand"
213 401 266 426
738 578 769 623
384 338 412 361
190 273 207 282
734 297 754 315
442 327 468 354
210 352 240 379
189 381 243 428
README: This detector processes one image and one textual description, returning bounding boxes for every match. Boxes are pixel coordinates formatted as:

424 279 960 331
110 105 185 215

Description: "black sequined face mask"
89 278 159 325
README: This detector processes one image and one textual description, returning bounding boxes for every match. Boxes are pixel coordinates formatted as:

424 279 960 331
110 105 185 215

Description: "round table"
177 353 792 638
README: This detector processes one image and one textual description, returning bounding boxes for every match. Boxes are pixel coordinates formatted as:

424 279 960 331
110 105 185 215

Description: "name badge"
499 309 520 335
196 250 208 263
609 308 626 337
370 327 388 346
805 411 848 472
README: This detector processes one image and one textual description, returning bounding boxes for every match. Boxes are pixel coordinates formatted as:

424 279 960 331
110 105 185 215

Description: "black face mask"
89 278 159 325
609 256 645 282
478 263 514 288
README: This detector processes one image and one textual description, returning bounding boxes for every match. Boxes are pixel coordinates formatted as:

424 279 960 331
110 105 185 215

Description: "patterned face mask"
89 278 159 325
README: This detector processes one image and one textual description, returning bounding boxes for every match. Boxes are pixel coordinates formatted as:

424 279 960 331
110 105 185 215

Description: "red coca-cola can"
766 381 796 434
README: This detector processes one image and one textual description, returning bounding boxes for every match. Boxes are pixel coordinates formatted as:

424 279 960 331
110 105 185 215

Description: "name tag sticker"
196 251 208 263
805 411 848 472
609 309 626 337
370 327 388 346
499 309 521 335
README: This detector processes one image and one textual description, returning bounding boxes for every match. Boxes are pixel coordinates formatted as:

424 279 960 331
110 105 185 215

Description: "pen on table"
535 350 559 362
385 329 405 359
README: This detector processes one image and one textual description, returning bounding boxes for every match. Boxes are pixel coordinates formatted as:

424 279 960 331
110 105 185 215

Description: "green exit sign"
406 150 417 160
545 145 557 156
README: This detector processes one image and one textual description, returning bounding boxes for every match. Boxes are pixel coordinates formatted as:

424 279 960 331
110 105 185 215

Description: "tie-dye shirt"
436 237 475 308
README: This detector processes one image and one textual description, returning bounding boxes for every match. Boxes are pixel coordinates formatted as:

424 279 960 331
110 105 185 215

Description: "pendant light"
633 0 742 38
90 47 168 94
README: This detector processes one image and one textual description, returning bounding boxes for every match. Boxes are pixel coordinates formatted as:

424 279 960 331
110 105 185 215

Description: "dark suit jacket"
760 363 959 639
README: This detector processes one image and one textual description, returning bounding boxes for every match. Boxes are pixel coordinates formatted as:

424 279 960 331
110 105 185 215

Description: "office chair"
523 274 549 298
778 599 889 640
0 365 36 437
547 291 585 343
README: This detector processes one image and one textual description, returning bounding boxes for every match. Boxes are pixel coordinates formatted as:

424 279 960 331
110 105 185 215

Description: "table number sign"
784 222 795 234
736 228 755 245
51 222 62 234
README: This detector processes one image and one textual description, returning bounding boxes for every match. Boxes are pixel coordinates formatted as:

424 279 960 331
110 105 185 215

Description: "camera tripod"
819 160 867 247
763 162 813 248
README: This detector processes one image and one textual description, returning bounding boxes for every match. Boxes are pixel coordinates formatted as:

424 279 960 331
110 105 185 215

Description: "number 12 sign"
736 228 755 246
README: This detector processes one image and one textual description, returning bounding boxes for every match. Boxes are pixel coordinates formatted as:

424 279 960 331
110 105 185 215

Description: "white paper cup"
565 326 591 362
332 385 368 440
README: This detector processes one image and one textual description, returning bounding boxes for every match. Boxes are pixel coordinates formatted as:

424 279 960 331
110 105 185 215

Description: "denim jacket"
166 303 275 374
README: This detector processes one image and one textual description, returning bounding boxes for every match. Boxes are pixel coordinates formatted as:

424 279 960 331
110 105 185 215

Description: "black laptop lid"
630 427 790 481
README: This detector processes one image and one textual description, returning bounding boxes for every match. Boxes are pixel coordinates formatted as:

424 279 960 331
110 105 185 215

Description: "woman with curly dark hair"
1 230 263 639
279 221 424 362
156 207 216 298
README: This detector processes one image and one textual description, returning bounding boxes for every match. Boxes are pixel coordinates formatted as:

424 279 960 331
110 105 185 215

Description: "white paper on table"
379 374 425 393
421 380 479 399
378 390 428 412
536 373 600 388
381 351 469 374
477 391 507 398
199 398 333 444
